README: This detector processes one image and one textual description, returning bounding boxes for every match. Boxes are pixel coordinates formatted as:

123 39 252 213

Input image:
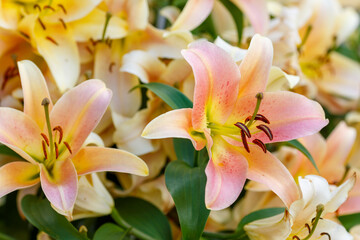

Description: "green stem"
42 98 54 164
303 204 324 240
202 230 247 240
246 93 263 127
101 12 112 42
119 227 132 240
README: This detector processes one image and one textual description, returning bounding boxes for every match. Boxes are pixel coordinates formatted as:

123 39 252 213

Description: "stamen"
19 31 30 39
33 4 41 12
234 122 251 138
252 139 267 153
256 124 273 141
58 4 67 14
109 62 115 73
59 18 67 29
46 36 58 45
54 142 59 159
302 204 324 240
64 141 72 154
38 18 46 30
43 5 55 11
254 114 270 124
241 131 250 153
53 126 63 144
292 236 300 240
101 12 112 42
86 46 93 55
41 133 50 146
320 233 331 240
246 92 263 127
305 223 311 233
42 140 48 159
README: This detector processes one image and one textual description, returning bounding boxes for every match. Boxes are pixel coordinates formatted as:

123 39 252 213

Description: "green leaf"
21 195 88 240
0 232 16 240
284 139 319 173
236 207 285 236
338 213 360 231
165 160 210 240
93 223 131 240
173 138 196 167
112 197 172 240
219 0 244 44
136 82 193 109
0 144 22 159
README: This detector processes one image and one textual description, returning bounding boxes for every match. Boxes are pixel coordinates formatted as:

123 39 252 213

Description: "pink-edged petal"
228 91 328 143
50 80 112 157
142 108 207 151
182 40 240 129
171 0 214 31
0 162 40 198
230 0 268 34
40 159 78 218
0 108 43 163
18 60 53 128
238 34 273 97
71 146 149 176
245 146 300 208
205 136 248 210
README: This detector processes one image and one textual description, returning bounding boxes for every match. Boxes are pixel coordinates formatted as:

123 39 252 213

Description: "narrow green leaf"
0 144 22 159
237 207 285 233
136 82 193 109
112 197 172 240
93 223 131 240
173 138 196 167
219 0 244 44
284 139 319 173
165 160 210 240
0 232 16 240
21 195 88 240
338 213 360 231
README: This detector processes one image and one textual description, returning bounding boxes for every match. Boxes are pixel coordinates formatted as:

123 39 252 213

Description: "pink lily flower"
0 60 149 218
142 34 328 210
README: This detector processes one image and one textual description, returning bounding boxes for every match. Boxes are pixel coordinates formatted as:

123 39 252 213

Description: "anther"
44 5 55 11
292 236 300 240
86 46 93 55
254 114 270 124
19 31 30 39
54 142 59 159
53 126 63 144
89 38 96 46
46 36 58 45
58 4 67 14
320 232 331 240
234 122 251 138
64 141 72 154
305 223 311 233
42 141 48 159
41 133 50 146
252 139 267 153
256 124 273 141
59 18 67 29
33 4 41 11
109 62 115 73
38 18 46 30
241 131 250 153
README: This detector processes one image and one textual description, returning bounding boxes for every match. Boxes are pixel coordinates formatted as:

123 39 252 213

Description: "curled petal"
72 146 149 176
245 146 300 208
18 60 53 128
0 162 40 198
142 108 207 151
40 159 78 218
205 136 248 210
50 80 112 157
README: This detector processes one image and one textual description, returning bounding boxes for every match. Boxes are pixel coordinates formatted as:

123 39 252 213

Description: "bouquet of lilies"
0 0 360 239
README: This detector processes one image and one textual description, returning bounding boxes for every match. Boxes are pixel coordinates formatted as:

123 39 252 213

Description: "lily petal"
245 146 300 208
205 136 248 210
0 162 39 198
17 60 53 128
182 40 240 129
50 80 112 157
141 108 207 151
238 34 273 97
71 146 149 176
171 0 214 32
0 108 43 164
40 159 78 218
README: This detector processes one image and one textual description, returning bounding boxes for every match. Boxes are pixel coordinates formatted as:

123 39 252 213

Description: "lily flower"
244 175 355 240
142 34 328 210
0 60 148 218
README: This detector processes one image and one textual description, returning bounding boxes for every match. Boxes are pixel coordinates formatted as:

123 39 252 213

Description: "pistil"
246 92 263 127
42 98 54 163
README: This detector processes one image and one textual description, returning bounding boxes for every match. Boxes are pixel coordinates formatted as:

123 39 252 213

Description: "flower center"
41 98 72 169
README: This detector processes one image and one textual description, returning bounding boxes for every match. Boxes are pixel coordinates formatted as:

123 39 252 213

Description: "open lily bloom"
142 34 328 210
0 60 148 218
244 175 355 240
